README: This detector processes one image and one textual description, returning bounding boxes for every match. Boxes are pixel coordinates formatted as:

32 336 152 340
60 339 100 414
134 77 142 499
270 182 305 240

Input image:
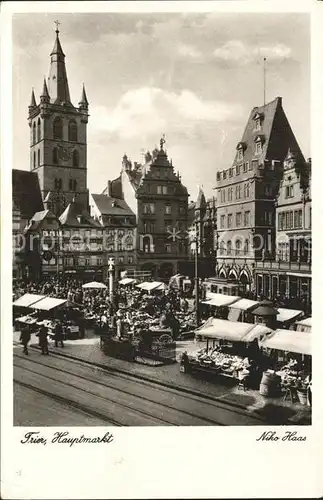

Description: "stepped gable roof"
12 169 44 220
59 200 101 228
92 194 135 217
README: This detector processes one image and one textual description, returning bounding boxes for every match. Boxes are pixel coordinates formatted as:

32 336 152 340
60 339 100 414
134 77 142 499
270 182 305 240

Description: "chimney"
107 180 112 197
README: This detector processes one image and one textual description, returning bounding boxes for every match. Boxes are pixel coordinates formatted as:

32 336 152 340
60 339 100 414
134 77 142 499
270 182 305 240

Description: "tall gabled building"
28 26 89 217
215 96 306 292
106 139 189 279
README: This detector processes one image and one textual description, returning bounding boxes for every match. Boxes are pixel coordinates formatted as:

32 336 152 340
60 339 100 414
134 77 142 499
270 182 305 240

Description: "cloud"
177 43 203 60
213 40 292 65
90 87 244 141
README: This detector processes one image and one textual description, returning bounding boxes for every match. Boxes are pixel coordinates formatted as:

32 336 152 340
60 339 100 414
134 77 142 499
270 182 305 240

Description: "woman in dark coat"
20 325 31 355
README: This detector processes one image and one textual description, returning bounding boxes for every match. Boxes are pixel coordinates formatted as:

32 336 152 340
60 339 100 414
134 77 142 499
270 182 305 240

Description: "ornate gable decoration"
252 111 264 122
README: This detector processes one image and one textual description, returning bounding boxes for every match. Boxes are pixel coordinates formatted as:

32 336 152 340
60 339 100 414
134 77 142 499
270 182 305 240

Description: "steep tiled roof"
12 169 44 220
196 187 206 210
233 96 305 168
92 194 135 217
25 209 57 232
59 201 101 228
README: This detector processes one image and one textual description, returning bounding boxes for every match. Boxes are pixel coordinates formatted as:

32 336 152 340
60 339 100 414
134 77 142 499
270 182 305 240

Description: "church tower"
28 23 89 216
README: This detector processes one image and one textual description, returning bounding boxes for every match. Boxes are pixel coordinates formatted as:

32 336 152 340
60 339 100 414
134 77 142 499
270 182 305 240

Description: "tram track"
14 351 264 426
14 379 123 426
15 346 265 424
14 356 225 425
14 362 185 426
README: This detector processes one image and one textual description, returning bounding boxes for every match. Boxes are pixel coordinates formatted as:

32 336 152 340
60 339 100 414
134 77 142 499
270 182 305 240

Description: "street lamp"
194 221 200 327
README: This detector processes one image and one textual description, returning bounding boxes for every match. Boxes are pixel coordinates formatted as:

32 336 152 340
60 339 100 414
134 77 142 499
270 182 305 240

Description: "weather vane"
54 20 61 33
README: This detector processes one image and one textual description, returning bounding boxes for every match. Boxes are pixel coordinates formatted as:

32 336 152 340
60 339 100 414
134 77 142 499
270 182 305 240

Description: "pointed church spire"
29 88 37 110
40 78 50 101
47 23 72 105
78 83 89 109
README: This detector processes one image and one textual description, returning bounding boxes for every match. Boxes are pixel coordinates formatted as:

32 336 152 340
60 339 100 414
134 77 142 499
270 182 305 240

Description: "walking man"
20 325 31 355
54 322 64 348
38 324 49 355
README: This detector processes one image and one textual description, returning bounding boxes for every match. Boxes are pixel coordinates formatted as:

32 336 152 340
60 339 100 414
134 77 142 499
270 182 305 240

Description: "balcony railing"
254 260 311 272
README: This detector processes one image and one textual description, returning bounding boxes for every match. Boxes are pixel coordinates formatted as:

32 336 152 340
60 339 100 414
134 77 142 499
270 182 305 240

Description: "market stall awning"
201 293 240 308
195 318 271 342
136 281 164 291
13 293 46 308
30 297 68 311
296 317 312 327
260 329 311 356
295 317 312 332
277 308 303 323
156 282 168 291
230 298 259 311
82 282 107 289
119 278 136 285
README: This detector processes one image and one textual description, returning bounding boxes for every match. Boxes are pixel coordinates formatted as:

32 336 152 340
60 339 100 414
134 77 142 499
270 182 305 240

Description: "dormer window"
254 135 265 155
236 142 246 162
253 111 264 132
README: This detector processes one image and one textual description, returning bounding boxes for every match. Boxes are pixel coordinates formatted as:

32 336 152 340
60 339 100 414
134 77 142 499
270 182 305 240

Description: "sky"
12 12 310 200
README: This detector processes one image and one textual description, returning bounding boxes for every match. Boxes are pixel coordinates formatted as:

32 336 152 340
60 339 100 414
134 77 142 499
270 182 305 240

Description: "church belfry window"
37 118 41 142
37 149 40 166
68 120 78 142
32 122 36 144
53 117 63 140
72 150 79 167
33 151 36 169
54 178 62 190
53 147 58 165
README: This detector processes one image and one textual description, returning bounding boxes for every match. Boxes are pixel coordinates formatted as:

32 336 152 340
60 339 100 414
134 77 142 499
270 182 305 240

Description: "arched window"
53 117 63 140
32 122 36 144
244 239 249 255
33 151 36 168
235 239 241 256
68 120 78 142
72 150 79 167
37 118 41 142
227 240 232 256
37 149 40 166
219 241 225 255
53 147 58 164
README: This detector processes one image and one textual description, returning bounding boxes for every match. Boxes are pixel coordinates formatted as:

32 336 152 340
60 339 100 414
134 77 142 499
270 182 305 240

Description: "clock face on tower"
57 145 73 162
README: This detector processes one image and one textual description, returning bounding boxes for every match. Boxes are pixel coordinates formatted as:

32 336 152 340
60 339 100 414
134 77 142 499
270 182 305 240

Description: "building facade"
215 96 306 291
107 138 189 279
28 26 89 217
12 27 107 282
187 188 217 278
254 150 311 309
90 192 137 280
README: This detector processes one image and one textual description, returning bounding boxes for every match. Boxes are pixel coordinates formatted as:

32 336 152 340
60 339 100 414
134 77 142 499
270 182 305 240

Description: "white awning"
30 297 67 311
296 317 312 327
195 318 271 342
82 282 107 289
119 278 136 285
136 281 164 291
260 329 311 356
277 308 304 323
201 293 240 308
13 293 46 308
229 298 259 311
